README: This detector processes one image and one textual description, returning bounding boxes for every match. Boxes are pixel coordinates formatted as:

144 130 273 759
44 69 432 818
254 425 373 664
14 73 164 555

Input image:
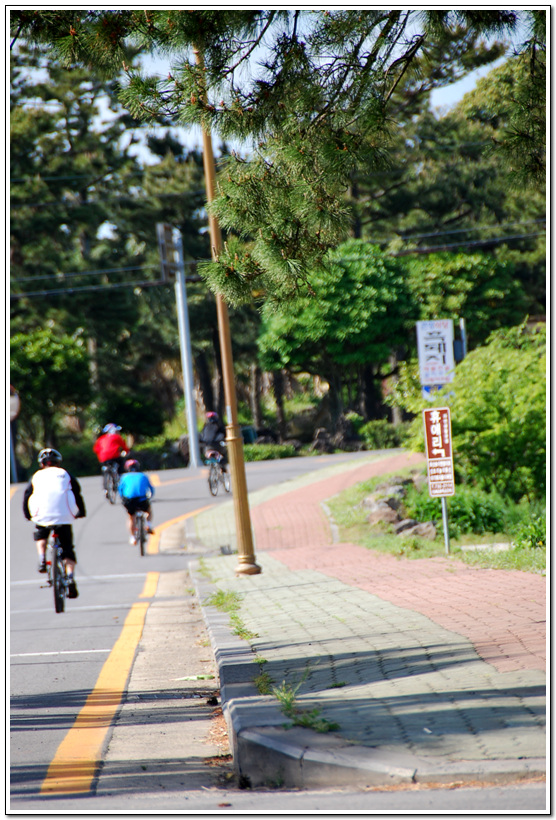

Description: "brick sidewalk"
250 452 546 675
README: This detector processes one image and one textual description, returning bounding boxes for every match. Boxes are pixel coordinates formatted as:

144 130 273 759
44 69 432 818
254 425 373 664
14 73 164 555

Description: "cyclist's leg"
124 499 137 543
218 444 228 471
58 526 76 573
143 500 154 533
34 526 50 572
58 526 78 597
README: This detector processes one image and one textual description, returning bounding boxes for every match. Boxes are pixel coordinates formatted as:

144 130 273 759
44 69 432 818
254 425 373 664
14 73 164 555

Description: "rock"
399 521 437 540
367 506 400 526
394 519 419 534
310 428 335 453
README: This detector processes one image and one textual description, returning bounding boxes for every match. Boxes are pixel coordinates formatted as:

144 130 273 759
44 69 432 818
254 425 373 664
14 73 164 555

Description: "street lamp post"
195 49 261 575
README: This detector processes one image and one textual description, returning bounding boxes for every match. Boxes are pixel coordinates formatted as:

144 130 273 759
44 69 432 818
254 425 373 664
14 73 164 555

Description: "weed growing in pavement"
204 590 259 641
197 558 214 580
205 589 242 612
272 665 340 733
253 670 274 695
252 654 273 694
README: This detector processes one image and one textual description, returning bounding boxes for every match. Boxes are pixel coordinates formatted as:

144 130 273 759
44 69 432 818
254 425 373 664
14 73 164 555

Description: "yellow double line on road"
39 502 212 796
40 587 154 795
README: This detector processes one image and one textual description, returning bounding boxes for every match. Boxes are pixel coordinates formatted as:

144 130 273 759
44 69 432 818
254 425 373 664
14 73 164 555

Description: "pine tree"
10 9 542 305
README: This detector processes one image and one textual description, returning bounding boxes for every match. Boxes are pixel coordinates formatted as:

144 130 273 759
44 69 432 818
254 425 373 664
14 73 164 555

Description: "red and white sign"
423 407 455 497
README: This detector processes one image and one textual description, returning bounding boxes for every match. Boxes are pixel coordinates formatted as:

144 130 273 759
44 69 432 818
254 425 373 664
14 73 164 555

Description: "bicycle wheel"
222 470 231 493
208 464 220 496
137 514 146 556
52 546 65 614
106 470 118 504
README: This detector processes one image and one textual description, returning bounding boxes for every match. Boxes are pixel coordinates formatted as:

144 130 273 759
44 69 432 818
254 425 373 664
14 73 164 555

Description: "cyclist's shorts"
122 498 151 515
34 524 77 563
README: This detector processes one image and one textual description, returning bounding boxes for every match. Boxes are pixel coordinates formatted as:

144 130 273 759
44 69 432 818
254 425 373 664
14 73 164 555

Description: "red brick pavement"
251 452 546 674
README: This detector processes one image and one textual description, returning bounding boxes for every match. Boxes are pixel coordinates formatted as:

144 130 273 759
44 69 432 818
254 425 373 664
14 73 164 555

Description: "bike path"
187 451 546 788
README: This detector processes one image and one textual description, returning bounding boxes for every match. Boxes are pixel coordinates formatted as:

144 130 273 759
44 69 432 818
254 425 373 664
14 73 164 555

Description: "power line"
10 275 201 300
11 259 199 285
10 230 545 301
391 231 546 257
10 189 206 210
12 265 157 283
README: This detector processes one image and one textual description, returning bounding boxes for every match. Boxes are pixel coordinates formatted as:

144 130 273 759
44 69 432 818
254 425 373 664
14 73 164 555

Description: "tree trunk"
272 370 287 442
250 364 263 429
211 325 225 417
358 363 385 420
327 371 344 433
388 352 403 426
195 350 214 413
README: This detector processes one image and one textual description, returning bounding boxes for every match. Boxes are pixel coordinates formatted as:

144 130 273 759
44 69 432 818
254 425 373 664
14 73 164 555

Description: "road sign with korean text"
423 407 455 497
416 320 455 387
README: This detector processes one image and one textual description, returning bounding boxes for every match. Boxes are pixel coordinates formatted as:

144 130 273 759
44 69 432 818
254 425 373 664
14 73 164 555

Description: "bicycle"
44 529 67 614
206 450 231 496
102 460 120 504
132 509 148 556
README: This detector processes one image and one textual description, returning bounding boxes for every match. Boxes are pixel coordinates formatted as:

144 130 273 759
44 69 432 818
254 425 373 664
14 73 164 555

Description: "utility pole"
195 48 261 575
157 223 202 468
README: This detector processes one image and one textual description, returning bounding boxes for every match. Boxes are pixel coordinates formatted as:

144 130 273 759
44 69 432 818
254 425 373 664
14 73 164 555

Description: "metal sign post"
423 407 455 554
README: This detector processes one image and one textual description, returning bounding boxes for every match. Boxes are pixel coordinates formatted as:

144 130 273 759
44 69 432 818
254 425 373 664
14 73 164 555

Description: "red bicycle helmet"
124 459 140 472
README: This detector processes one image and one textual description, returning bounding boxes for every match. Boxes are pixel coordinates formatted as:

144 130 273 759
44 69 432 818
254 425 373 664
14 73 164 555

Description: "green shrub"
54 439 99 478
243 443 298 461
359 419 409 450
404 483 508 539
511 513 546 550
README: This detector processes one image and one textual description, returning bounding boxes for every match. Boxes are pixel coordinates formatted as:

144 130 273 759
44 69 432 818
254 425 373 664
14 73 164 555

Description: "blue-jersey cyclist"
118 459 155 545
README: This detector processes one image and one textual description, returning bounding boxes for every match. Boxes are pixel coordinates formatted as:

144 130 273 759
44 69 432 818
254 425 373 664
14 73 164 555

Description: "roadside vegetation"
327 469 546 575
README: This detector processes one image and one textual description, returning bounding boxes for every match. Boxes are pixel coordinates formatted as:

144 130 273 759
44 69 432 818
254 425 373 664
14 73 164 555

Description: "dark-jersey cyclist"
23 448 86 599
199 411 228 472
118 459 155 545
93 423 127 489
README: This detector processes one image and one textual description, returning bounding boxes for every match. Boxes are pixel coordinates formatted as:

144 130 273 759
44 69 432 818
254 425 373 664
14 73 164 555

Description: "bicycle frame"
206 451 231 496
102 461 120 504
133 510 148 556
46 529 67 614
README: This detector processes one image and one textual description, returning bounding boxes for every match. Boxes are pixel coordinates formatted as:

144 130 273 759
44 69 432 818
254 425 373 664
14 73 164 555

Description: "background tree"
10 328 91 452
258 241 416 428
403 251 527 348
10 44 219 442
345 55 545 316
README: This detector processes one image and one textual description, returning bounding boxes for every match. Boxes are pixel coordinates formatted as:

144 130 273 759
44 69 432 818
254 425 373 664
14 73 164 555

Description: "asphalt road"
9 453 374 800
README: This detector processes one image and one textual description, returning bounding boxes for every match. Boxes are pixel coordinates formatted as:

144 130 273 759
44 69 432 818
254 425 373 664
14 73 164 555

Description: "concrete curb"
189 560 546 790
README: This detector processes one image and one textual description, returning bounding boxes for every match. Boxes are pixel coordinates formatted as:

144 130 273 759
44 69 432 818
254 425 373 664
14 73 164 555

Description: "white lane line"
11 603 143 615
11 573 150 587
11 649 112 658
